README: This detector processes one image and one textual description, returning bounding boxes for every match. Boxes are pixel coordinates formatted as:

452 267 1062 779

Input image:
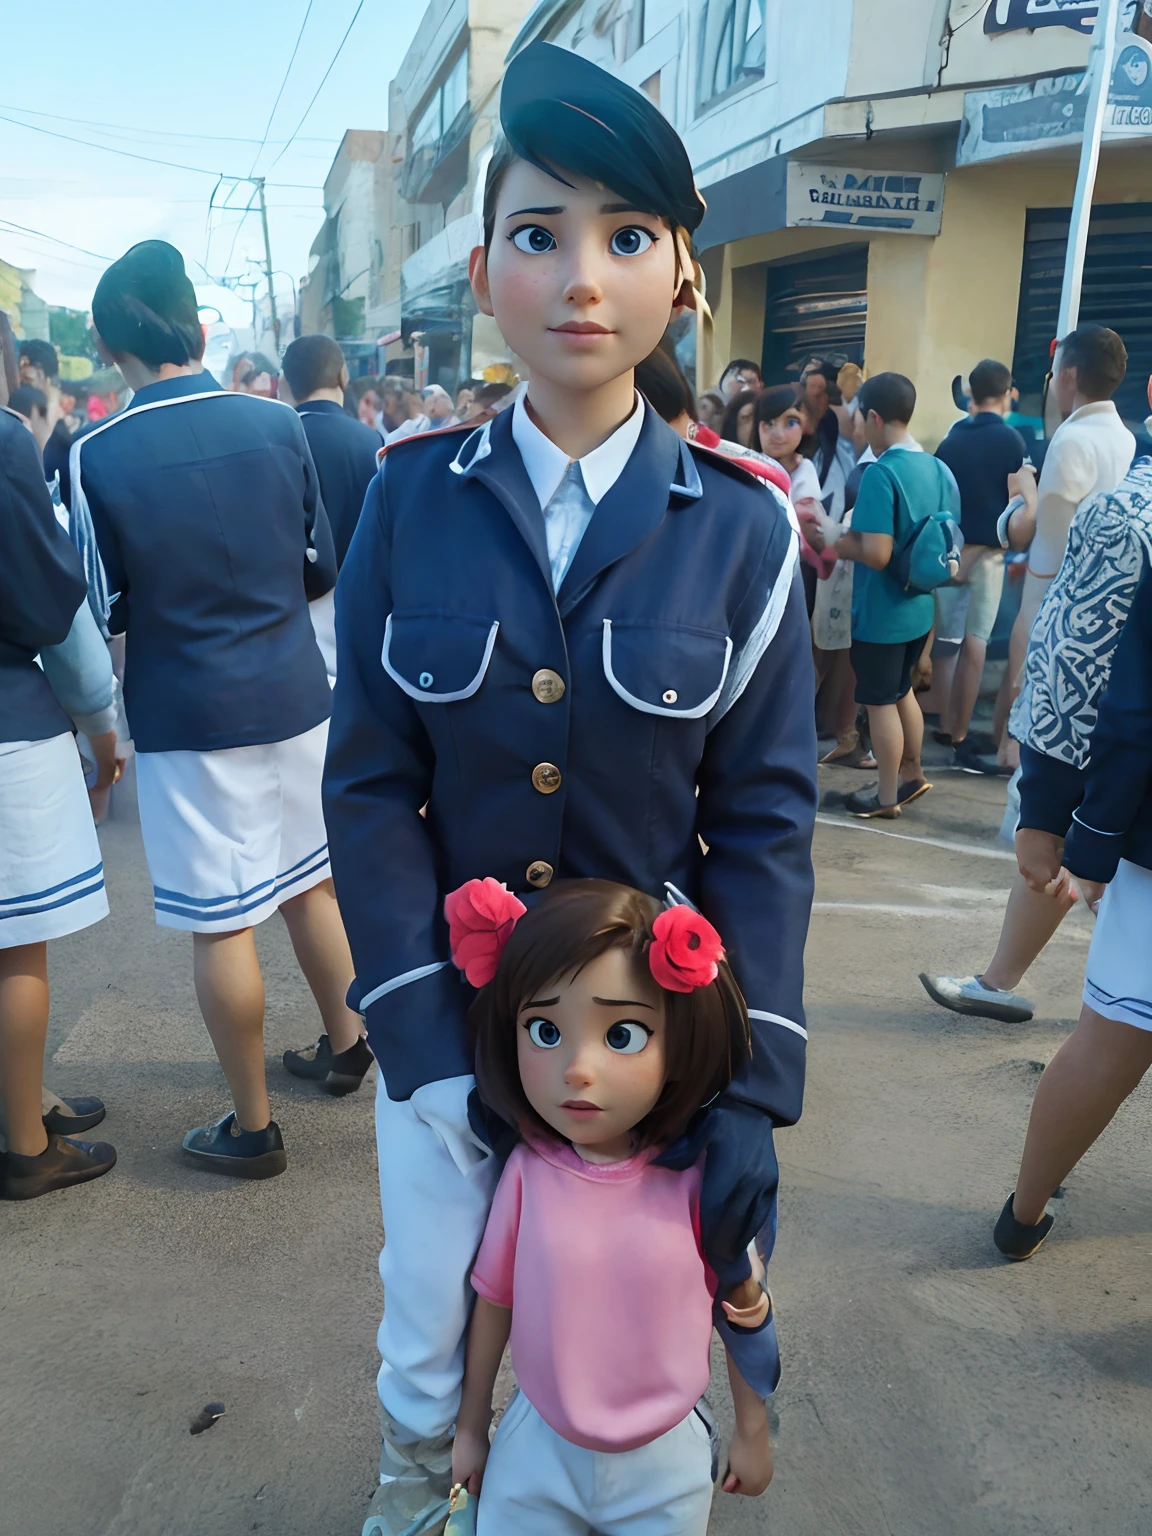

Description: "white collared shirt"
1032 399 1135 577
511 391 646 589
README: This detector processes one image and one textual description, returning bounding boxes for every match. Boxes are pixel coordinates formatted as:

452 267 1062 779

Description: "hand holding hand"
1074 874 1107 914
450 1423 491 1499
722 1418 774 1496
1014 827 1065 895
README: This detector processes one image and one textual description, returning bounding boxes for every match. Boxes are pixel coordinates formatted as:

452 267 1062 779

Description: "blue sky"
0 0 429 311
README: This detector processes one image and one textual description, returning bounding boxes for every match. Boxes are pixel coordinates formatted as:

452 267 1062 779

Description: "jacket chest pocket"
601 619 732 719
382 612 499 703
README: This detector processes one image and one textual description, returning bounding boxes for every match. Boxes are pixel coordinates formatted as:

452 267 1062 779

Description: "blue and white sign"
984 0 1142 34
956 32 1152 162
785 164 945 236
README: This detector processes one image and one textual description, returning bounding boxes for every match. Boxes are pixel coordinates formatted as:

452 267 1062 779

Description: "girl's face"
759 404 806 462
736 399 755 447
516 945 667 1163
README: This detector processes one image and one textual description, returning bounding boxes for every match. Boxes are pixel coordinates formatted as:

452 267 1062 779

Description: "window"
410 47 470 154
698 0 765 110
411 96 439 153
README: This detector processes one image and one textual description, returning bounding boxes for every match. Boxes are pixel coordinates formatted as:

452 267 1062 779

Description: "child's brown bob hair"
470 879 751 1149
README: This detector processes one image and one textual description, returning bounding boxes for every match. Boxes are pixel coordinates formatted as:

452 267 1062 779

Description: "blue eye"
609 227 654 257
511 225 557 254
605 1020 652 1054
526 1017 562 1048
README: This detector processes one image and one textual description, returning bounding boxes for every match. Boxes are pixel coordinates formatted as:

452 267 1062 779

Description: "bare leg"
981 875 1075 994
279 879 361 1052
865 701 903 806
192 928 270 1132
831 652 861 741
947 635 988 744
1013 1006 1152 1225
895 688 924 788
0 941 50 1157
919 650 957 721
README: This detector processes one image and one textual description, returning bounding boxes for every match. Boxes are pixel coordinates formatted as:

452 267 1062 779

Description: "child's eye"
609 226 654 256
510 225 557 254
605 1020 652 1054
526 1017 562 1048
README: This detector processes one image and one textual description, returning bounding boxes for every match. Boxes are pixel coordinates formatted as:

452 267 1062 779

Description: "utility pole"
255 177 280 356
1057 0 1121 337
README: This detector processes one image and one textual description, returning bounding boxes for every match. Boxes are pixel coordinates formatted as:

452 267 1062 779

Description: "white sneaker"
919 973 1034 1023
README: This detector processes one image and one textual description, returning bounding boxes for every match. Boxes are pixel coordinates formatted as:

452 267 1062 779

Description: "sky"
0 0 429 315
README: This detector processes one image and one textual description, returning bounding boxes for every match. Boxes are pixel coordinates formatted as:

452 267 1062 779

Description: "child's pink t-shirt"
470 1137 715 1453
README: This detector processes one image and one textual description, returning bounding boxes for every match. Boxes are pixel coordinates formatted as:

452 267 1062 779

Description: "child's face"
516 945 667 1160
470 158 681 397
758 405 805 462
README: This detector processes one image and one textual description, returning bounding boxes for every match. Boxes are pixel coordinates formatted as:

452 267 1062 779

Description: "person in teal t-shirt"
817 372 959 818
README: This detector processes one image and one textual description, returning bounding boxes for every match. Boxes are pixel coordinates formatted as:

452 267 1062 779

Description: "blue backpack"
873 456 963 595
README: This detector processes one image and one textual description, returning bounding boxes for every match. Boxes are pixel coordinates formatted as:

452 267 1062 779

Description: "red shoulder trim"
689 437 792 497
377 420 474 466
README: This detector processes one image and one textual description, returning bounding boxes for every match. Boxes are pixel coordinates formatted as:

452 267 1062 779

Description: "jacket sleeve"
39 599 116 737
696 530 817 1128
298 422 338 601
322 467 472 1098
0 415 87 653
1063 570 1152 884
1017 741 1085 839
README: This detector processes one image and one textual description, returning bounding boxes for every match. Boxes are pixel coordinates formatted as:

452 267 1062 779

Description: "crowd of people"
4 34 1152 1536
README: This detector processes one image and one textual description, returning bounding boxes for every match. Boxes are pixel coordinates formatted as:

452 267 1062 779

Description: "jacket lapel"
557 406 682 617
461 409 554 592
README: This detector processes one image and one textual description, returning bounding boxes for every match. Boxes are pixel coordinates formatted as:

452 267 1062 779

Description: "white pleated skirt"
135 719 331 933
0 733 108 948
1083 859 1152 1031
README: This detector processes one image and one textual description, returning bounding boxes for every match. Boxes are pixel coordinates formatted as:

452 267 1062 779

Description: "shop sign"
956 32 1152 162
984 0 1143 34
785 164 945 236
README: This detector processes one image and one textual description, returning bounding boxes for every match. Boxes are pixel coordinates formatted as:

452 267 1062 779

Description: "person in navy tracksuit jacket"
322 45 816 1528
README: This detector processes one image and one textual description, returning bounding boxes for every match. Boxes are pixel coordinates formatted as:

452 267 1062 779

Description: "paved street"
5 743 1152 1536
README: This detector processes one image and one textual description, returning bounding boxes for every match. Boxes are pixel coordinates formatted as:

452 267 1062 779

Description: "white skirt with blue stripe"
135 719 331 933
1083 858 1152 1031
0 733 109 947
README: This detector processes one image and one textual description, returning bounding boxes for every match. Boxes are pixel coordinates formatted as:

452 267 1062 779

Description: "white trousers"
478 1393 715 1536
374 1071 499 1441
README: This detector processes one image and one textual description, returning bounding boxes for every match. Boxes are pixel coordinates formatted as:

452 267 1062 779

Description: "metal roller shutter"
1012 204 1152 434
761 246 869 381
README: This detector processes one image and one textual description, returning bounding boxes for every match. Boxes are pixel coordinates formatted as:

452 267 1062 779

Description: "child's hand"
722 1418 774 1496
721 1292 770 1329
451 1424 491 1497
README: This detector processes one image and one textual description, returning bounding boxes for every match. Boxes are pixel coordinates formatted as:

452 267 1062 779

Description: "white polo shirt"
1031 400 1135 577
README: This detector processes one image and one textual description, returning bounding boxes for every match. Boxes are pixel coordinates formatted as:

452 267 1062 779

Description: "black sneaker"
993 1193 1054 1260
44 1095 106 1136
953 737 1011 776
182 1112 287 1179
2 1132 117 1200
283 1033 373 1096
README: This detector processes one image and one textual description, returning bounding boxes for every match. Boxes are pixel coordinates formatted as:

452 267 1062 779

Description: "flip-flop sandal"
819 739 878 769
897 778 933 806
845 790 901 819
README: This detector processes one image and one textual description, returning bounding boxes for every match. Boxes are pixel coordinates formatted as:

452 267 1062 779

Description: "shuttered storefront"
1012 203 1152 435
760 246 869 381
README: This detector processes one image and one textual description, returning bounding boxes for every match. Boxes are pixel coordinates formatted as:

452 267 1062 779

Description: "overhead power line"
263 0 366 176
0 100 336 146
249 0 315 176
0 218 111 261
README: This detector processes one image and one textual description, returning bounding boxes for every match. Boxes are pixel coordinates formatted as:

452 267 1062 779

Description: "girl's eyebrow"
505 206 565 219
522 996 561 1008
593 996 657 1009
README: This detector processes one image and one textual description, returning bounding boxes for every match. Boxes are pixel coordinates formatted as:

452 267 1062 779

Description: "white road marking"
815 813 1016 861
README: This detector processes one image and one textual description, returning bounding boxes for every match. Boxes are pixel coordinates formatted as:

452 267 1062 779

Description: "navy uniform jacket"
72 371 337 754
0 407 87 743
324 403 816 1118
296 398 382 567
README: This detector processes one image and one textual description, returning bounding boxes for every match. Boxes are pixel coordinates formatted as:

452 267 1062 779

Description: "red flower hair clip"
648 905 724 993
444 878 527 987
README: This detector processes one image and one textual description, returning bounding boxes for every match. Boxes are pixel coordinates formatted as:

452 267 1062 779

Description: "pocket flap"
602 620 732 718
382 613 499 703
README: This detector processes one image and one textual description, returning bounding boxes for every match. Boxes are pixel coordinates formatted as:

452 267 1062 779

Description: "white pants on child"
478 1392 715 1536
374 1071 499 1442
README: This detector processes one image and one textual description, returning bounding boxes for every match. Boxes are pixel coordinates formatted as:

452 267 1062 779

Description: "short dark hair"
635 344 697 423
8 384 47 418
471 880 750 1151
1057 323 1127 401
18 339 58 379
92 241 204 370
720 387 760 444
754 384 817 458
282 334 345 399
720 358 761 388
969 358 1012 405
858 371 916 425
473 380 512 409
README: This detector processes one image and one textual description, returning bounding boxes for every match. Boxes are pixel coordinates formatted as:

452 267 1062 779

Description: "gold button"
532 668 566 704
526 860 554 888
531 762 562 794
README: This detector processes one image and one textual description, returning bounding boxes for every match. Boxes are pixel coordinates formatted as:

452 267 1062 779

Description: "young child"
324 42 816 1532
447 878 773 1534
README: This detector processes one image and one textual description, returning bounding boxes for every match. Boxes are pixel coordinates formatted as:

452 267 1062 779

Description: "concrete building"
508 0 1152 446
